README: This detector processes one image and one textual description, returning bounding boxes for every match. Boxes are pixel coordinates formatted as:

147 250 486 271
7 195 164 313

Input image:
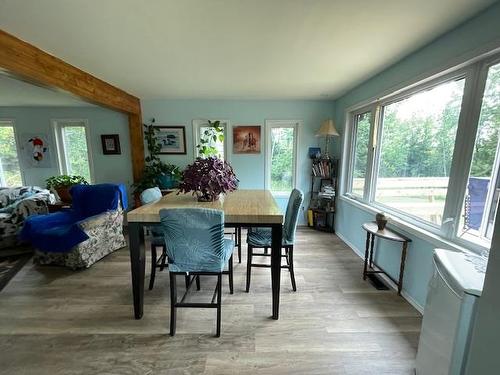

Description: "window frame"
0 119 25 186
52 119 94 183
192 119 229 161
265 119 300 197
342 50 500 254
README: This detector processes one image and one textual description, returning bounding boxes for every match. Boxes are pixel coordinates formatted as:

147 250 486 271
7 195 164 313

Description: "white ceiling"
0 0 496 101
0 74 92 107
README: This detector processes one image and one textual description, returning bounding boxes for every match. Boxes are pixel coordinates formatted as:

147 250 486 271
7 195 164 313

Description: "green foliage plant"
197 120 224 158
46 175 88 189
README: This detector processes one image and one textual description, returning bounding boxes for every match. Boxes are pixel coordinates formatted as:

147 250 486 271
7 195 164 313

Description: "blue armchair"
160 208 234 337
21 183 127 269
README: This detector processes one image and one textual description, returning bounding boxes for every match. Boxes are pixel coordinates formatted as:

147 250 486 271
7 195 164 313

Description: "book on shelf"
312 159 332 178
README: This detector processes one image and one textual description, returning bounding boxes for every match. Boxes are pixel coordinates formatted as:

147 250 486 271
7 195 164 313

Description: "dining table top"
127 189 284 224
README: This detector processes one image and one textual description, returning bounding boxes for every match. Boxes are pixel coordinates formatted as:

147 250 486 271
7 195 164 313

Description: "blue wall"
333 3 500 309
141 99 335 221
0 106 133 190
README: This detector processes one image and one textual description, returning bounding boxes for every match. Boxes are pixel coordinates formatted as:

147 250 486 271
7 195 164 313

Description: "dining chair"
246 188 304 292
160 208 234 337
140 187 167 290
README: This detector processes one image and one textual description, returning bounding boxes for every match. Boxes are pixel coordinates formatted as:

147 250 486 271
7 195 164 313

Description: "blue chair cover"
159 208 234 273
140 187 162 205
247 189 304 247
140 187 163 243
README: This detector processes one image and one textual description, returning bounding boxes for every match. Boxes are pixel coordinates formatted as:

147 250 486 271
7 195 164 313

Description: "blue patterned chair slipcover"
0 186 55 249
159 208 234 337
246 188 304 292
139 187 167 290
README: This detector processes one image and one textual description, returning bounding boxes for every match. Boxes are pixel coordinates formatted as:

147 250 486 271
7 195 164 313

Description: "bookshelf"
308 158 338 233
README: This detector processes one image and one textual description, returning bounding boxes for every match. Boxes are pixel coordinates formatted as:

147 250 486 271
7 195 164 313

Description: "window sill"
339 195 480 255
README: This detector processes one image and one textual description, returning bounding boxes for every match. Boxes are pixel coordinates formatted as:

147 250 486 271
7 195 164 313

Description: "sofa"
0 186 55 249
21 183 127 269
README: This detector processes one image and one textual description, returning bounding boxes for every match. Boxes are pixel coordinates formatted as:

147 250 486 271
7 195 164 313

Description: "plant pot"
196 192 219 202
55 186 73 203
158 174 174 189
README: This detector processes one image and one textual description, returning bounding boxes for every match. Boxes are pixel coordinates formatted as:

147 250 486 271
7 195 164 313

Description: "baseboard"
336 231 424 314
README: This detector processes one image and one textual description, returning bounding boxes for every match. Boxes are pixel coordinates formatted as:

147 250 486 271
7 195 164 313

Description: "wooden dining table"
126 189 284 320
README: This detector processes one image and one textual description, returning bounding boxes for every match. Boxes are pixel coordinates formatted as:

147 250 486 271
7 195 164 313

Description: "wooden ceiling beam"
0 29 144 181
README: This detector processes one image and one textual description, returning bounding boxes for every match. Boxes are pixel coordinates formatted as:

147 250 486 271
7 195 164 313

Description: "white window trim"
192 119 230 161
341 49 500 254
265 119 301 197
0 119 25 186
52 119 95 183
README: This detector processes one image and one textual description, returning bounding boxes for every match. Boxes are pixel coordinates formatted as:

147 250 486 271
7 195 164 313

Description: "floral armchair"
0 186 55 249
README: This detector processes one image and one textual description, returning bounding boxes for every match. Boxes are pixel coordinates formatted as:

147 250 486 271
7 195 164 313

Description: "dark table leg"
129 222 145 319
398 241 408 295
237 226 242 264
271 223 283 320
369 233 375 268
363 232 370 280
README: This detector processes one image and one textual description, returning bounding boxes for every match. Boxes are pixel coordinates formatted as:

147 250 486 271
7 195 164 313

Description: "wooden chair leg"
169 273 177 336
264 247 268 255
288 246 297 292
246 244 253 292
149 244 157 290
196 275 201 291
185 274 190 290
215 273 222 337
228 255 234 294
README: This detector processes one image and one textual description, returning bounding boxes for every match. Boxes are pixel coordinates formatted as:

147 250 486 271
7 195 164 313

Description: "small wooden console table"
361 222 411 295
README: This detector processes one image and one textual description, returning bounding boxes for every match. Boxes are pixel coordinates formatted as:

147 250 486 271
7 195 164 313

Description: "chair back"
159 208 226 273
140 187 162 205
283 189 304 244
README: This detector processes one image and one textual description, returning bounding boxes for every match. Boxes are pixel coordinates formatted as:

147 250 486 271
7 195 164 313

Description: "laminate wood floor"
0 228 421 374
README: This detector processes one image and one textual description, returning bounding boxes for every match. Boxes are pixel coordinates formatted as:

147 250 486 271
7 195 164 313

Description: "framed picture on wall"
233 125 261 154
101 134 121 155
156 126 187 154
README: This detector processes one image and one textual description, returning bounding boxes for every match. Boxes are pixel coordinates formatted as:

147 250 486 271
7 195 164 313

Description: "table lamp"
316 119 339 158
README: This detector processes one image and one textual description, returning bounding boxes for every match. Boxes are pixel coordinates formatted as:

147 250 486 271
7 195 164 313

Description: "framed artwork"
233 126 261 154
22 134 52 168
101 134 121 155
156 126 187 154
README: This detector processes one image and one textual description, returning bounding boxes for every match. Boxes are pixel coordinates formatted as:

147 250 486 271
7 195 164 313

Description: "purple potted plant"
178 157 239 202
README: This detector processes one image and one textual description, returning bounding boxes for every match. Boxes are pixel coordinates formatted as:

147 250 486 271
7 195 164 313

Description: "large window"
0 121 23 187
266 120 299 195
344 52 500 251
375 78 464 225
53 120 93 182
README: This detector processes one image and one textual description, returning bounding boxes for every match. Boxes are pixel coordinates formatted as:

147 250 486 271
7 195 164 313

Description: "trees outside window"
0 121 23 187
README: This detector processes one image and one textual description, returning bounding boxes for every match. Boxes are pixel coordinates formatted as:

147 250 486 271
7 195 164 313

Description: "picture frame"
156 126 187 155
101 134 121 155
233 125 261 154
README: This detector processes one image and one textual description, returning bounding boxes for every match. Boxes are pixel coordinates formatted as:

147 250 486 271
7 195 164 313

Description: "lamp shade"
316 119 339 137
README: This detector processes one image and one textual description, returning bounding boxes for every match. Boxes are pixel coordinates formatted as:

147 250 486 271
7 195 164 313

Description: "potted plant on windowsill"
46 175 88 203
178 156 238 202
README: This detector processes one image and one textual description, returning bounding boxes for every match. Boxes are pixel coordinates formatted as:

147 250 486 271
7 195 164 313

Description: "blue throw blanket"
20 183 127 253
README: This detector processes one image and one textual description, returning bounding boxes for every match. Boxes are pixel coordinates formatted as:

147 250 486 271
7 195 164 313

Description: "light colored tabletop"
362 221 411 243
127 189 284 224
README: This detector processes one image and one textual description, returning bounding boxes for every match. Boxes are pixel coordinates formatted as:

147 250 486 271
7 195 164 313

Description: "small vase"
196 192 219 202
375 212 388 230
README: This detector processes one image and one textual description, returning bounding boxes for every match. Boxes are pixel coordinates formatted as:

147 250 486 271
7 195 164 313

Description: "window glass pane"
458 62 500 247
351 112 371 196
63 126 91 182
0 124 22 187
375 78 465 225
270 127 295 192
200 126 224 159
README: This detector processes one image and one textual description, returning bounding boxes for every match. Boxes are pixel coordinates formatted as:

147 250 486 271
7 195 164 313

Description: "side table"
361 221 411 295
